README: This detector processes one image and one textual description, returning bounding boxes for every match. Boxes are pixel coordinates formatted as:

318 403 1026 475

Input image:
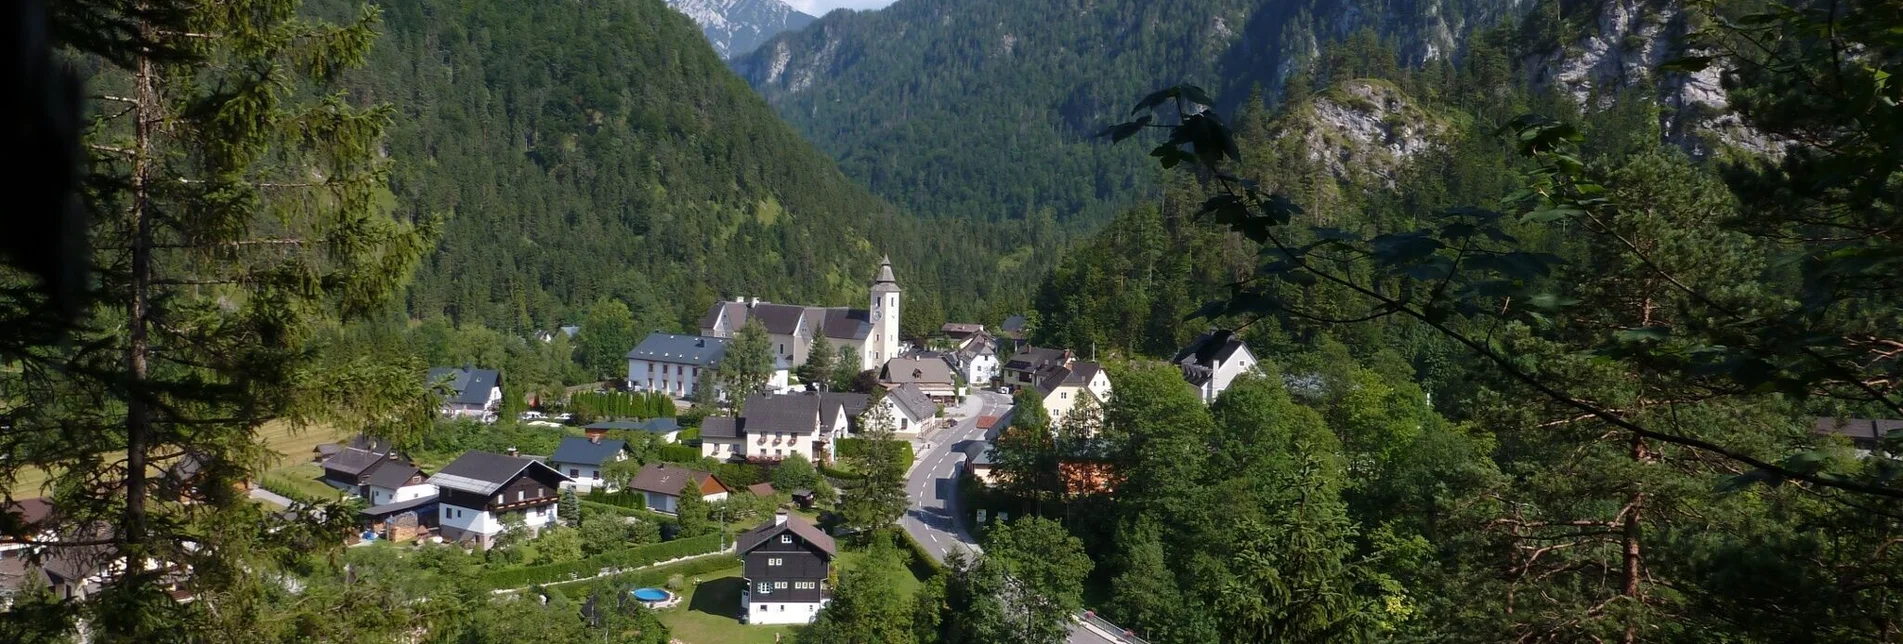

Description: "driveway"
899 390 1131 644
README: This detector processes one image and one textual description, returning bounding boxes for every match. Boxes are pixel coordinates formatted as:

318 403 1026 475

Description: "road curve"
898 390 1128 644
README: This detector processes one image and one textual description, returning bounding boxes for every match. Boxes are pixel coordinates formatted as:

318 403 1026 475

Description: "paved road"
248 486 298 508
900 390 1003 562
899 391 1131 644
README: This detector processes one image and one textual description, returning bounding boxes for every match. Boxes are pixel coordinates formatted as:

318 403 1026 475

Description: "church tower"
868 255 901 370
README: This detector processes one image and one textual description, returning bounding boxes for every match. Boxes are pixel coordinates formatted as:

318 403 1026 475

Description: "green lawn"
659 567 794 644
263 462 349 501
834 546 923 599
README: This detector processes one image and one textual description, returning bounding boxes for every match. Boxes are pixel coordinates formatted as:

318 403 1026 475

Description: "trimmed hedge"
656 444 703 464
479 533 725 589
257 476 330 505
895 528 948 576
579 498 677 525
565 554 741 590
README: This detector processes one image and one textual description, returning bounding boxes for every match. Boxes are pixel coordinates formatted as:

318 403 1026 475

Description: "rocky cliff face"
667 0 816 59
1283 79 1449 187
1522 0 1772 155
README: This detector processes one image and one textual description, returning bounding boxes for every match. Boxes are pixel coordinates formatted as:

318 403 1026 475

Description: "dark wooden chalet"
738 511 837 607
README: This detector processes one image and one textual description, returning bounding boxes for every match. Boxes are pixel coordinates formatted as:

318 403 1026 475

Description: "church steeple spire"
871 255 900 292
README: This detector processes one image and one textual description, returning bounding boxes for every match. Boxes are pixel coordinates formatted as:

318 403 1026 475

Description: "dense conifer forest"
314 0 1037 333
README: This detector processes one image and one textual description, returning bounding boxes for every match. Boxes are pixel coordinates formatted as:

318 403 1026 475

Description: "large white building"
700 392 869 463
700 257 902 373
626 333 728 399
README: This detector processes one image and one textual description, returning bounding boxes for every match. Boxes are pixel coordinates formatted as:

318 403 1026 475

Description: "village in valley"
0 255 1268 640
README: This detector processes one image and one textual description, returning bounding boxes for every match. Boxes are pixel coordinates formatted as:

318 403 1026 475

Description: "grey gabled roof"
627 462 722 496
700 301 746 333
626 333 729 367
427 366 500 405
359 493 438 518
549 436 628 467
323 448 388 478
1068 361 1103 386
740 393 821 435
747 303 811 335
1001 315 1027 333
818 308 872 341
700 416 744 439
887 383 937 420
818 392 870 427
736 514 837 557
882 358 955 385
1035 365 1073 397
583 418 680 434
1004 346 1069 372
427 451 567 495
941 322 983 336
956 333 996 360
966 441 996 466
363 460 424 491
1173 330 1247 368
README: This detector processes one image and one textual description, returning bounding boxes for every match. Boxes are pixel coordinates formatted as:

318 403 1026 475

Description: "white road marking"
930 534 940 544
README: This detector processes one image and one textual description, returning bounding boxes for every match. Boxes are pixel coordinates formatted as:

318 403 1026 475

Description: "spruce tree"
8 0 430 638
840 403 909 534
676 477 712 538
801 333 835 389
719 319 774 412
560 488 582 528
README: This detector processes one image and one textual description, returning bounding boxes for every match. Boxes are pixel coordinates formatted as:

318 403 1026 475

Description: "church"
698 256 902 373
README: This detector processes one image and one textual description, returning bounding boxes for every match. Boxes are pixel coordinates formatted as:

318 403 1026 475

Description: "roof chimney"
506 447 519 457
696 338 705 347
775 510 789 526
590 433 601 444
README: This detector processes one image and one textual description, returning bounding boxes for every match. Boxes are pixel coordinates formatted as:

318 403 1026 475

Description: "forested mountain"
313 0 1028 335
667 0 816 59
1002 1 1903 640
731 0 1518 228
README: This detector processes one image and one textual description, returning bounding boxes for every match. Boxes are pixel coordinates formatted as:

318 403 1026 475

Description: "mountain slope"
731 0 1518 227
319 0 1014 332
668 0 816 59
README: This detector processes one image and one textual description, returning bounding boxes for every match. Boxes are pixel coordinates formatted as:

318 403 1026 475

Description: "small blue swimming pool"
632 588 669 602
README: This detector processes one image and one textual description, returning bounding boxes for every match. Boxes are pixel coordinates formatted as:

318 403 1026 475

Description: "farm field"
7 420 348 498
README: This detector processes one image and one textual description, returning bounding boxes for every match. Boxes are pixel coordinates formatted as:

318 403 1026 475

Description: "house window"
757 582 770 594
775 582 788 589
517 491 525 502
570 468 579 477
769 558 782 566
495 494 503 504
780 535 792 544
